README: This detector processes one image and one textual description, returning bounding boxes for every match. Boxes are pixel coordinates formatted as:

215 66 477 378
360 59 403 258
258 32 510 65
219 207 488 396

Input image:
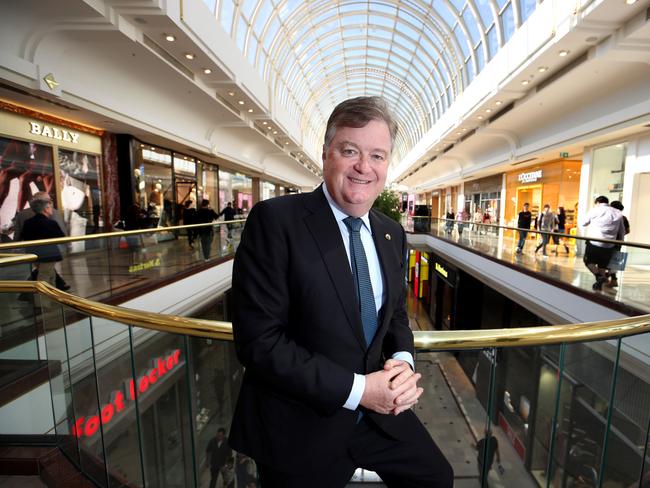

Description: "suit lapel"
303 188 367 351
369 210 396 343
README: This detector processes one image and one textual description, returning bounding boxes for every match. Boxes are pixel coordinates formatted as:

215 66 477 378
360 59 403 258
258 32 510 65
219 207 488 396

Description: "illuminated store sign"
129 258 161 273
72 349 182 438
435 262 448 279
517 170 542 184
29 121 80 143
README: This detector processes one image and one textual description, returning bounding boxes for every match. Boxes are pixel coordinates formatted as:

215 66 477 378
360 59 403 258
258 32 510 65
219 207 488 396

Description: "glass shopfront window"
135 145 173 228
261 181 277 201
219 169 252 214
0 136 55 235
59 149 103 246
173 153 197 225
589 143 626 203
199 162 219 206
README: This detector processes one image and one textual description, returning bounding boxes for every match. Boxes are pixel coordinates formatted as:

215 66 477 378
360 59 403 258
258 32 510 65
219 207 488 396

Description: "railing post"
597 337 622 488
546 342 567 488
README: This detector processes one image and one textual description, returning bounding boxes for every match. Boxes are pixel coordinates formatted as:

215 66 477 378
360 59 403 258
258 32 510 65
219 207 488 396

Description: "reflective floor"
408 221 650 313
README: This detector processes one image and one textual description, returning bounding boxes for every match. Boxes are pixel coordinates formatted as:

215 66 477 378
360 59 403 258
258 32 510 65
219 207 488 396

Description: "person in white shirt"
581 195 625 291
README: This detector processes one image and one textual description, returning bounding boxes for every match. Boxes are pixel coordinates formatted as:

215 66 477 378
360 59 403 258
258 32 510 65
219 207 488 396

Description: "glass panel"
501 3 515 43
589 143 626 203
219 0 235 34
135 145 173 228
600 336 650 487
546 341 618 488
520 0 537 24
130 326 195 487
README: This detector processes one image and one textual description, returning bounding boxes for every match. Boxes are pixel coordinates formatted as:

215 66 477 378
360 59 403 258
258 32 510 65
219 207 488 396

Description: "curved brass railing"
3 280 649 350
0 253 38 265
408 215 650 250
0 219 247 250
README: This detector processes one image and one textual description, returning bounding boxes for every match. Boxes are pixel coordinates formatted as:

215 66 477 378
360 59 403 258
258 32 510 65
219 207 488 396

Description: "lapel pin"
385 233 391 241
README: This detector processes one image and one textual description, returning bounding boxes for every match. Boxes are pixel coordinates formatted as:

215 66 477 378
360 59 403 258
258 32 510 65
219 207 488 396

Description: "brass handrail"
0 253 38 265
0 219 246 250
408 215 650 250
2 280 649 350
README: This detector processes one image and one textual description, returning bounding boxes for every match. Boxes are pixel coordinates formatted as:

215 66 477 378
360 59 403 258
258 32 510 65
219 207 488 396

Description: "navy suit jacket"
229 187 421 473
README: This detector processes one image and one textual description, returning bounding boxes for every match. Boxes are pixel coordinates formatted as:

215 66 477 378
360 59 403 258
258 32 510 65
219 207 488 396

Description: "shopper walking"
606 201 630 287
552 206 570 255
195 199 218 260
535 204 557 256
516 203 532 254
581 196 626 291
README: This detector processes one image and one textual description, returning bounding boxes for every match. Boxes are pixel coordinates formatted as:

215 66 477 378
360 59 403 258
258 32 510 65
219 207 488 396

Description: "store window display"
0 137 55 237
59 149 102 251
135 146 173 228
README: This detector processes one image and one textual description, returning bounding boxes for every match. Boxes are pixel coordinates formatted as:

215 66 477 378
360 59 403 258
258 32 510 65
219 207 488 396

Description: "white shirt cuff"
343 374 365 410
392 351 415 370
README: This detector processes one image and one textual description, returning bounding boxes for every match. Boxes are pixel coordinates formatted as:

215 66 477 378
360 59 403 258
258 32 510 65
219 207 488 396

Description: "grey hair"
323 96 398 150
30 198 52 214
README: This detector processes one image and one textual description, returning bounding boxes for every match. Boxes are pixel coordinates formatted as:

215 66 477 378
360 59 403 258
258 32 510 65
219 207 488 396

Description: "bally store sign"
29 121 80 143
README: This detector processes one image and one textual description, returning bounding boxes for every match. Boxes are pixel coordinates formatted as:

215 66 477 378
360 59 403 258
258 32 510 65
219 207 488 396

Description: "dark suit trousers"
257 416 453 488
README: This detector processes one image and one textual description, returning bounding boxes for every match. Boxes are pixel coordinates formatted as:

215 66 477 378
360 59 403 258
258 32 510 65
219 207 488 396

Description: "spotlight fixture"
203 68 212 74
558 49 569 57
485 108 492 113
185 53 195 60
262 121 267 125
477 115 484 120
273 130 278 134
228 91 235 96
538 66 548 73
164 34 175 42
456 132 462 135
521 79 530 85
625 0 637 4
238 100 245 105
248 108 253 113
285 141 289 145
495 100 503 106
462 128 467 132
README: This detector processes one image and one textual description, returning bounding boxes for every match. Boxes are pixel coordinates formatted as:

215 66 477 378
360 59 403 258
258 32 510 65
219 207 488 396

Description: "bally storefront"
0 101 104 245
505 159 581 230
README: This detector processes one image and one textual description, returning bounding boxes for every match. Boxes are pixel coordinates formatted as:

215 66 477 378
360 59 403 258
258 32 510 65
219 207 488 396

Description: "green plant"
372 189 402 223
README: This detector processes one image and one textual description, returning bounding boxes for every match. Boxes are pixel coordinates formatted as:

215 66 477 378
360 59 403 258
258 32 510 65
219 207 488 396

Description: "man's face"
43 202 53 218
523 204 529 211
216 431 224 441
322 119 390 217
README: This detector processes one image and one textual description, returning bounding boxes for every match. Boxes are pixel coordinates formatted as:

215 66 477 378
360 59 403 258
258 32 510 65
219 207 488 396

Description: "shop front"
505 159 581 230
427 254 458 330
0 102 104 245
465 174 503 222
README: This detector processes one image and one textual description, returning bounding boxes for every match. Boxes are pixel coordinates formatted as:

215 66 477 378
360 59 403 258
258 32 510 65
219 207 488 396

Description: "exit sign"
560 152 569 158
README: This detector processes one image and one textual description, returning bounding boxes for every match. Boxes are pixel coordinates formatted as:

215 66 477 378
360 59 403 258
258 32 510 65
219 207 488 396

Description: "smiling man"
230 96 453 487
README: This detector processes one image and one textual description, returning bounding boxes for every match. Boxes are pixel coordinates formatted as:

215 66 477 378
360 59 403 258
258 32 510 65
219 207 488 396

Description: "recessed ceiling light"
625 0 638 4
262 121 267 125
285 141 289 145
227 91 235 96
477 115 484 120
238 100 245 105
164 34 175 42
485 108 492 113
521 79 530 85
538 66 548 73
495 100 503 106
462 128 467 132
273 130 278 134
203 68 212 74
558 49 569 57
456 132 462 135
185 53 195 60
247 108 253 113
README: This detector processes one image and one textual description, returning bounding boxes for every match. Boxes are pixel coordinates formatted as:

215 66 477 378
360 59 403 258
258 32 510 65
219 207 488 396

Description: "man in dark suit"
230 97 453 487
206 428 232 488
21 197 65 287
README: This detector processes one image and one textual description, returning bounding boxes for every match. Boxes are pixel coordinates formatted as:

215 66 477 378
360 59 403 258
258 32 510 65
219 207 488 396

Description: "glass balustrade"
4 283 647 488
406 216 650 313
0 221 244 302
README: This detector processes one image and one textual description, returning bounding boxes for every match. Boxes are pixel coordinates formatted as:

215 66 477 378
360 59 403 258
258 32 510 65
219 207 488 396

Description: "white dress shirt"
322 184 414 410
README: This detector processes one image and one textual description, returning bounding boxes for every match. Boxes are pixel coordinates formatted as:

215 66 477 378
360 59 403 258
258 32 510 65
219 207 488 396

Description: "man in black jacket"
22 198 65 287
516 202 532 254
230 96 453 487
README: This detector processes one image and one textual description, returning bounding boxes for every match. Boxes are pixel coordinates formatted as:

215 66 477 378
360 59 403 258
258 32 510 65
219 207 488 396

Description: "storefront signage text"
517 170 542 183
129 258 161 273
435 262 448 279
71 349 181 438
29 121 80 143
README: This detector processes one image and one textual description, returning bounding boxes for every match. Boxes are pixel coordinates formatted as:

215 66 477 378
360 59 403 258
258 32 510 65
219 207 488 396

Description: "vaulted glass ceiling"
203 0 539 166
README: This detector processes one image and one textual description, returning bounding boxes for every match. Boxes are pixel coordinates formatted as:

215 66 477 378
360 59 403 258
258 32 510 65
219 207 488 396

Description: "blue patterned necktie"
343 217 377 346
